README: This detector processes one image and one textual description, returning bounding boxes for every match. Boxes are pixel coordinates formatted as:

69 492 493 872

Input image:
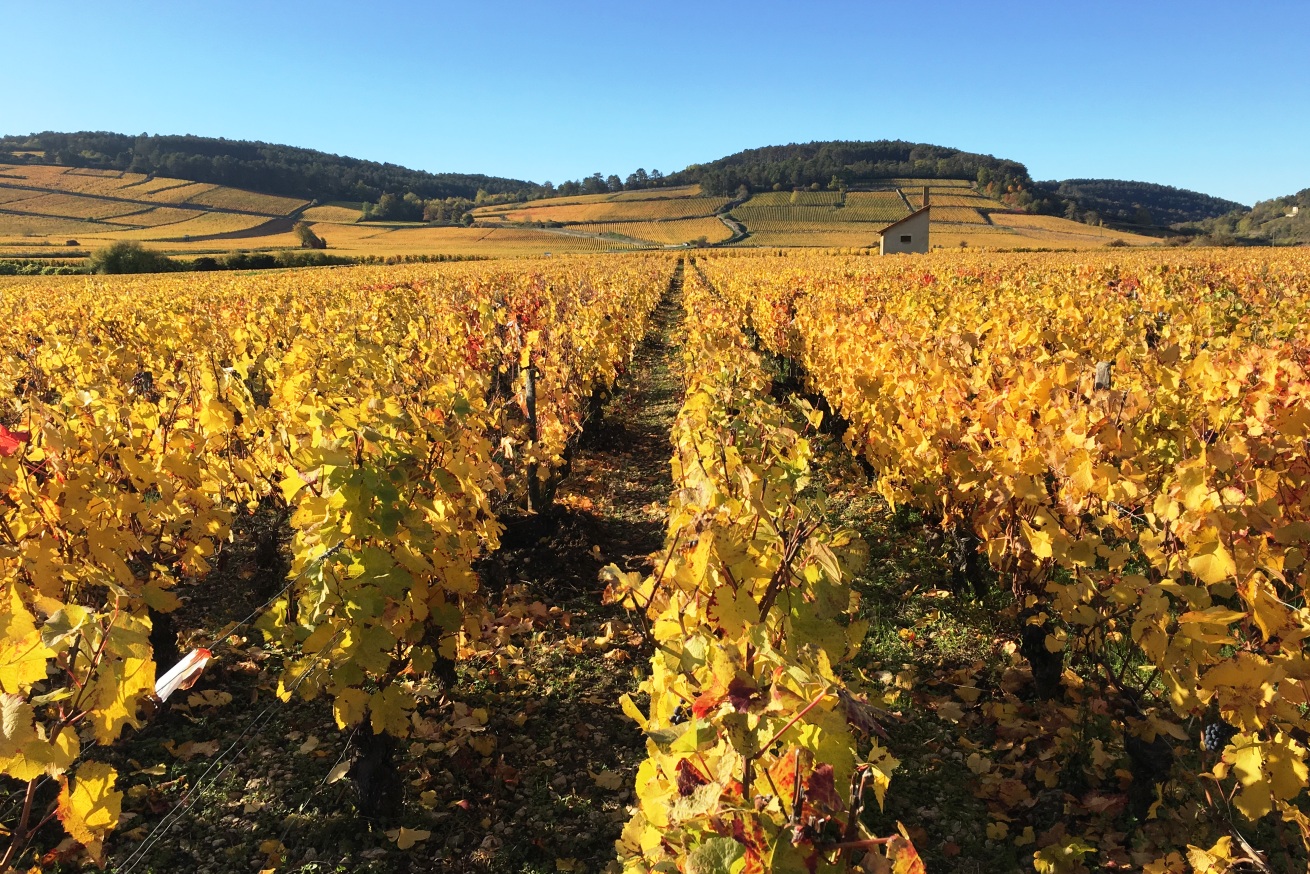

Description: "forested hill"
0 132 537 203
1183 188 1310 245
2 132 1263 231
1038 178 1247 226
665 140 1035 201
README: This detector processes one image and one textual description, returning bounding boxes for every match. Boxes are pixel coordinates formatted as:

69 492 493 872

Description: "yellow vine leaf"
0 587 55 694
279 464 309 502
866 742 900 811
1205 654 1279 730
56 761 121 863
619 693 648 730
1188 540 1236 585
706 583 759 635
1032 837 1096 873
1225 733 1309 821
1185 836 1233 873
87 656 155 744
0 693 42 781
369 686 414 736
332 687 368 730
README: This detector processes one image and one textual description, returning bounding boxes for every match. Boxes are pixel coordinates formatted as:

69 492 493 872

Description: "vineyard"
0 166 313 258
569 218 735 247
306 225 643 257
471 194 730 226
1 248 1308 873
716 186 1156 251
0 168 305 220
0 166 1171 261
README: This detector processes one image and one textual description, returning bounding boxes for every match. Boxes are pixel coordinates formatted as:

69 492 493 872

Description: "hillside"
0 132 537 203
1182 188 1310 245
0 163 309 253
1036 178 1247 227
0 164 646 261
473 180 1158 250
469 185 736 246
0 165 1159 262
0 133 1246 262
665 139 1034 202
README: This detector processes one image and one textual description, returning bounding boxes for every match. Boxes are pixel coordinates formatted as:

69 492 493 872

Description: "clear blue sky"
5 0 1306 205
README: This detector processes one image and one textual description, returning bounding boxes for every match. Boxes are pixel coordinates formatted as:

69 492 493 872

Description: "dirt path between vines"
99 268 686 874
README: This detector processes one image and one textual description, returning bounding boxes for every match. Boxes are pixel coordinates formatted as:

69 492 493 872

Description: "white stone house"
879 207 930 254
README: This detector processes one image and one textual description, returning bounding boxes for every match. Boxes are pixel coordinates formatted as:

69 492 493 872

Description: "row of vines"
699 248 1310 870
602 262 920 873
0 256 673 868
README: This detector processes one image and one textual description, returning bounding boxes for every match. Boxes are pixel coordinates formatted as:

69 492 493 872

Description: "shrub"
88 241 175 274
294 221 327 249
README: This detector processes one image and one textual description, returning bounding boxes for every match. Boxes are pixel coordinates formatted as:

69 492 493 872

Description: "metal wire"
116 628 343 874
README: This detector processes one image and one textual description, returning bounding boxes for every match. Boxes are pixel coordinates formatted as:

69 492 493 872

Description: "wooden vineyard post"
1094 360 1113 391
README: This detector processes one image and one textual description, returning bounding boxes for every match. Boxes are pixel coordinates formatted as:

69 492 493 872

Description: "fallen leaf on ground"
386 827 431 850
935 700 964 722
186 690 233 709
163 740 221 761
590 770 625 791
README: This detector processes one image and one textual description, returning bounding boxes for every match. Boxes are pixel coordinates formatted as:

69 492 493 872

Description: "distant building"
879 207 930 254
1288 206 1300 217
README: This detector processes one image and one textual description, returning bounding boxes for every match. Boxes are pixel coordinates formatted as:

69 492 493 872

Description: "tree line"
0 132 537 203
1035 179 1247 227
664 140 1036 200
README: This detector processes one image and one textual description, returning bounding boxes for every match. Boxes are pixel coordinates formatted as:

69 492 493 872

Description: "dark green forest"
0 132 538 203
1036 179 1246 227
664 140 1036 202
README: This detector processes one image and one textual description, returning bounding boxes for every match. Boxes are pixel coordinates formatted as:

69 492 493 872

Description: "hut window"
900 235 912 243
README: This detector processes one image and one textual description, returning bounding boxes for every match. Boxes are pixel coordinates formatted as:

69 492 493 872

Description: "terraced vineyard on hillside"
1 163 1162 262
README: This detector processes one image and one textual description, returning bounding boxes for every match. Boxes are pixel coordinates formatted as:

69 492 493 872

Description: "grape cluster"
1201 720 1239 752
789 815 841 847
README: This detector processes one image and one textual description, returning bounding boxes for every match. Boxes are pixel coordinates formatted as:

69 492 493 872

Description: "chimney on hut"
922 185 930 208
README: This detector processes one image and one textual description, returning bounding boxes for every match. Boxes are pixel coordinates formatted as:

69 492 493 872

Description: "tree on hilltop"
294 221 327 249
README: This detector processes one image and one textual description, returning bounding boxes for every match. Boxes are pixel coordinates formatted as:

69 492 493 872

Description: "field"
0 165 670 260
2 248 1306 874
843 190 915 221
300 203 366 223
471 186 728 224
183 187 307 215
722 184 1161 250
472 184 705 214
303 222 644 256
725 190 908 249
0 165 305 215
568 216 734 245
903 186 1004 210
734 224 886 248
0 164 319 259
